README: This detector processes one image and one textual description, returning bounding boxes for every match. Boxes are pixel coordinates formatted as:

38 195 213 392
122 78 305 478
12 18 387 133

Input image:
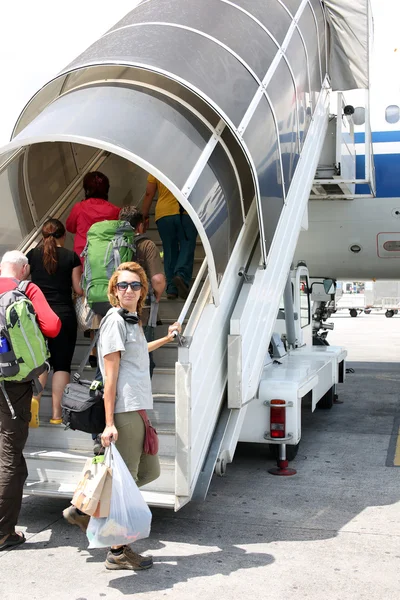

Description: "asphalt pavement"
1 312 399 600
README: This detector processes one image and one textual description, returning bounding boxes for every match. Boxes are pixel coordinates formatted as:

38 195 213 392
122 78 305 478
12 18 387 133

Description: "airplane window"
353 107 365 126
385 105 400 124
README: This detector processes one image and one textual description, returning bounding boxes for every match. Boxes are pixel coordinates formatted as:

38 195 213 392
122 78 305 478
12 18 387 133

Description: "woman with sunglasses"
97 261 179 570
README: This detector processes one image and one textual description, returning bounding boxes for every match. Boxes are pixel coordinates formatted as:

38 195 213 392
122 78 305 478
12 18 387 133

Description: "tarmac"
1 312 399 600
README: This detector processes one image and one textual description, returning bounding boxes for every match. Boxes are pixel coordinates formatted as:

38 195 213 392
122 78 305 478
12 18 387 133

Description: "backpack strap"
148 292 159 328
134 234 148 244
73 328 101 382
17 280 31 295
0 381 16 420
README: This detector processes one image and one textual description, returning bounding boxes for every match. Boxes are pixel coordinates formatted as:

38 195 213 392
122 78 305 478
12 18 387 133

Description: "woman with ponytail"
27 219 83 426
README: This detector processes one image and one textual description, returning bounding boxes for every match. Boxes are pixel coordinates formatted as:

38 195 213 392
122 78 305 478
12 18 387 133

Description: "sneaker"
29 397 40 428
172 275 189 300
105 546 153 571
93 434 105 456
62 505 90 533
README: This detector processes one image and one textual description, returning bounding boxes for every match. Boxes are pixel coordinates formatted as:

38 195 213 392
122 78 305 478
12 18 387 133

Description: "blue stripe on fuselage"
354 131 400 196
356 154 400 197
355 131 400 143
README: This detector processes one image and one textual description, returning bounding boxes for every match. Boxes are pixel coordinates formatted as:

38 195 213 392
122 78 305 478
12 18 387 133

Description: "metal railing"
176 258 210 348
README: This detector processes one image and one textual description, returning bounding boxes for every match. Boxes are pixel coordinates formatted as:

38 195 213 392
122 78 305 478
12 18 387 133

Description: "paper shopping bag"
92 468 112 518
72 456 109 516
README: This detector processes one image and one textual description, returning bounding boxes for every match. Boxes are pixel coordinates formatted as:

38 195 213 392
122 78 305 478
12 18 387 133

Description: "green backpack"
0 280 50 385
81 220 137 307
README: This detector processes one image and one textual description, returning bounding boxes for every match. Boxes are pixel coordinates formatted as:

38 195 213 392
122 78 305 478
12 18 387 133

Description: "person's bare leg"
51 371 70 420
35 370 49 402
30 370 48 428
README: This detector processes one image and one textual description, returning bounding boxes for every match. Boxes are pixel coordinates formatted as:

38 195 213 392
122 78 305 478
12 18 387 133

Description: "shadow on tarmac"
10 361 400 595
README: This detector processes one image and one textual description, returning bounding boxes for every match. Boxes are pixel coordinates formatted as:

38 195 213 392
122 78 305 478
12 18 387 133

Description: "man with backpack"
0 251 61 551
82 206 166 340
119 206 166 377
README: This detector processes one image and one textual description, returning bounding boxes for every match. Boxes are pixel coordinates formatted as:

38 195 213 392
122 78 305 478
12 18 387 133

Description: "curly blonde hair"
108 262 149 317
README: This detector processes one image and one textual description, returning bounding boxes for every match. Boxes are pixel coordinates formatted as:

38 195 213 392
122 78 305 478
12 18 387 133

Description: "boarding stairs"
0 0 371 510
24 202 207 509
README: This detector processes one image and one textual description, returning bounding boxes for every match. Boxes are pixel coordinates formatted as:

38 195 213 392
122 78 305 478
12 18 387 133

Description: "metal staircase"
23 204 206 510
0 0 370 511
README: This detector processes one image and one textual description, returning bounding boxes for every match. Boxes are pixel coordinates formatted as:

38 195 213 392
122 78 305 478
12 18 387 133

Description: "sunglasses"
116 281 142 291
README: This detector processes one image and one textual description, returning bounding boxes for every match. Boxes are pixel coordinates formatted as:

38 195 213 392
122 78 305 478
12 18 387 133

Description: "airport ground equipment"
0 1 371 508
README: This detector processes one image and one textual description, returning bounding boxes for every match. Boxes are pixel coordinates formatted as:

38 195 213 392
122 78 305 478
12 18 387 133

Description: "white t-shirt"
98 308 153 413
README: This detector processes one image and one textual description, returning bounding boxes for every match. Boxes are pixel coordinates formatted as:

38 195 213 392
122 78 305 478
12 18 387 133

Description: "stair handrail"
177 258 208 331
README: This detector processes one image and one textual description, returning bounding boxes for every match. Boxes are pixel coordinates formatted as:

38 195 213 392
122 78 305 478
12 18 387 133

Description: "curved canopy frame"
0 0 350 300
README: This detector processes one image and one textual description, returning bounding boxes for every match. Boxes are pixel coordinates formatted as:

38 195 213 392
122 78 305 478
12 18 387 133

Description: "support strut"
268 443 297 476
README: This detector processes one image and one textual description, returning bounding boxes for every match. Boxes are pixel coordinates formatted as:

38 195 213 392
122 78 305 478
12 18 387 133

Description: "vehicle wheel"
364 309 371 315
350 309 358 317
395 310 399 315
385 310 394 318
215 457 226 477
268 442 300 462
317 385 334 409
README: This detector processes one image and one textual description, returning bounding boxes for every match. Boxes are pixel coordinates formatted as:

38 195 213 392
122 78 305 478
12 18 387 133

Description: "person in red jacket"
0 250 61 551
66 171 120 265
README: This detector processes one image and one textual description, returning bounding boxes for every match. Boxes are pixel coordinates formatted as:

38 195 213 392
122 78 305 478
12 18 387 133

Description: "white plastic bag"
86 443 152 548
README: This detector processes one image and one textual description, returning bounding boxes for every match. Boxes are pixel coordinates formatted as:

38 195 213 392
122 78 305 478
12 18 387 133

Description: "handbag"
138 410 159 455
75 295 96 332
61 329 105 433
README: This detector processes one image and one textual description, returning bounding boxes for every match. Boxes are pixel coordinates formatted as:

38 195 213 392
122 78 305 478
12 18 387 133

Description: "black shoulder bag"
61 329 105 433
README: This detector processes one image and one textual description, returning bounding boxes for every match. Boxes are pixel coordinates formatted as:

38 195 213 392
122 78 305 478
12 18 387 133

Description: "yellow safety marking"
394 428 400 466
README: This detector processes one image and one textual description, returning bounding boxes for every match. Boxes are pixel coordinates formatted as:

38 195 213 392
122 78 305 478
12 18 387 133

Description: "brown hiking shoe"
172 275 189 299
62 505 90 533
105 546 153 571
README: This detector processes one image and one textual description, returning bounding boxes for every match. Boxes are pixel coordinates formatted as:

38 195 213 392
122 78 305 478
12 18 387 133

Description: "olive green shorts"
114 410 160 488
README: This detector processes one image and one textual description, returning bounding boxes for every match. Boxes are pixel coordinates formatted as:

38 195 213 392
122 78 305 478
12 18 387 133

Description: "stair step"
153 344 179 368
44 366 175 396
151 367 175 395
26 420 176 455
155 241 205 260
37 389 175 422
23 479 176 508
25 451 175 494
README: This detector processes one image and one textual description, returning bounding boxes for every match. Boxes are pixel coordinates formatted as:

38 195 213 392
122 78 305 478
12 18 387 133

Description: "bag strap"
74 328 101 381
138 409 149 425
17 280 30 294
148 293 159 328
0 381 17 420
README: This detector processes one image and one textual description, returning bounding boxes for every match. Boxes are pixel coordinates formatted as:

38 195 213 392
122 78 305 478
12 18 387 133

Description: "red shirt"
66 197 120 263
0 278 61 338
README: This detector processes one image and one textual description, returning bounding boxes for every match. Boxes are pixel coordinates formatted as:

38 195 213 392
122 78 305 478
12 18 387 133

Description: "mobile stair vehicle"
0 0 373 509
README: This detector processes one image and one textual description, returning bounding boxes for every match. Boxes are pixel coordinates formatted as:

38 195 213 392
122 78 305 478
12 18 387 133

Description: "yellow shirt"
147 174 180 222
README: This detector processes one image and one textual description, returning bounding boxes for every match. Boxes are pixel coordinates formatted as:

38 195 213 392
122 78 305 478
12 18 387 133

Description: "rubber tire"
317 385 335 409
268 442 300 462
386 310 394 318
350 309 358 318
364 309 371 315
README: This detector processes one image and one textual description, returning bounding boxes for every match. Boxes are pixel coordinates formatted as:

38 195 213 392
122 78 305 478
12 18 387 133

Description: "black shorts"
47 310 77 373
